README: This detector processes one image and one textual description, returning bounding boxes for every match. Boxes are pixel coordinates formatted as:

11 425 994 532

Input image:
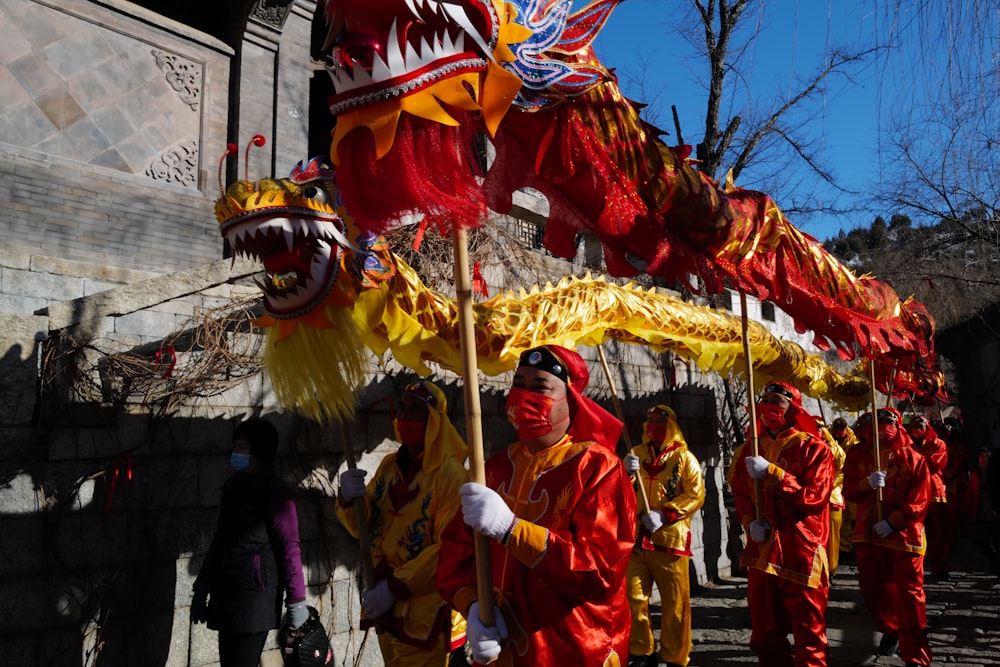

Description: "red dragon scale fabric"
318 0 943 401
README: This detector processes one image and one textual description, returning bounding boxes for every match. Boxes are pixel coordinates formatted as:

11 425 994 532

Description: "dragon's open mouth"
221 210 345 320
323 0 496 114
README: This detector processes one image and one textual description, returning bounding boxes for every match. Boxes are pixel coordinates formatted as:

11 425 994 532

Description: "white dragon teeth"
383 19 405 75
403 0 420 17
441 3 492 59
328 1 484 98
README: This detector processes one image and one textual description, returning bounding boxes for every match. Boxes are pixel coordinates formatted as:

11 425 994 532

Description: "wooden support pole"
739 292 763 521
452 227 495 630
339 422 378 601
869 359 884 522
596 344 651 513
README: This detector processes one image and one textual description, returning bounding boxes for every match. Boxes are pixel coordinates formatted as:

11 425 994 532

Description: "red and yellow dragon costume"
317 0 944 400
213 0 945 421
216 159 914 422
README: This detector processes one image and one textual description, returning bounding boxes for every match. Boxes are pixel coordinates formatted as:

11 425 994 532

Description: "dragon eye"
332 30 383 72
303 186 329 204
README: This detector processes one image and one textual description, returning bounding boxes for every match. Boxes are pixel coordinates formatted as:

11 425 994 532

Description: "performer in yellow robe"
829 417 860 560
816 419 847 576
337 380 468 666
624 405 706 667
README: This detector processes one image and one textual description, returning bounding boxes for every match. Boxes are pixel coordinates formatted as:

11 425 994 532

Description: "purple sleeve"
267 477 307 603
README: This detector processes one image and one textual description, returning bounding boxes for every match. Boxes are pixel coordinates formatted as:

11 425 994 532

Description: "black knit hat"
233 418 279 467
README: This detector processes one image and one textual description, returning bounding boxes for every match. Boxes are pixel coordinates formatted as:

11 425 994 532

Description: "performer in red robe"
906 414 949 580
437 345 636 666
730 382 834 667
844 408 932 667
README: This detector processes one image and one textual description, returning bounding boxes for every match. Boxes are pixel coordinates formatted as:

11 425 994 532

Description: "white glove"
748 518 771 544
339 468 368 501
873 519 895 538
868 471 886 489
624 454 641 474
361 580 395 619
460 483 516 541
641 511 664 533
467 600 508 664
745 456 770 480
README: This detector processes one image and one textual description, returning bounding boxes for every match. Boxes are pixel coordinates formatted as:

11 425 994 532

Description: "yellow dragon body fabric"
316 0 946 404
215 160 873 423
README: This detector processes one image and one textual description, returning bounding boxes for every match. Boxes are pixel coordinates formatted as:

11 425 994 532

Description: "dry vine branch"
41 294 266 417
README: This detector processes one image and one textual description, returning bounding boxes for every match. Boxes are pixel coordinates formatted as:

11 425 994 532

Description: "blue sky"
592 1 892 241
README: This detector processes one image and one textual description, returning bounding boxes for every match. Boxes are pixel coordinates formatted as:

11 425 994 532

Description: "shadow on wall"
0 404 357 666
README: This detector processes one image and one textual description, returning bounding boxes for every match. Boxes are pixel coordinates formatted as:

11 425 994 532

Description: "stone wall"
0 0 235 273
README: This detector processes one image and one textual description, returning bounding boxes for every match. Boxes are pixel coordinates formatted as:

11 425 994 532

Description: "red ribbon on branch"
156 345 176 378
472 262 488 298
104 454 134 516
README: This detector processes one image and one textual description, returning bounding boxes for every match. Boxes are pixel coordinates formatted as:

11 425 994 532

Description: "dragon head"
215 156 395 336
320 0 620 163
214 156 397 422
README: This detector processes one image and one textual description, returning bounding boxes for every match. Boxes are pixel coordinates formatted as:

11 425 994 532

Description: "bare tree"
668 1 880 218
857 1 1000 324
875 1 999 229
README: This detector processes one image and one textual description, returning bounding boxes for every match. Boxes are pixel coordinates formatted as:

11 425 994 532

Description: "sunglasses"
860 410 897 425
403 382 438 408
763 384 794 400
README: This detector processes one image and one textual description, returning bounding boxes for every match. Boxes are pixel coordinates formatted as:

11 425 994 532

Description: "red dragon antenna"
217 143 237 197
244 134 267 190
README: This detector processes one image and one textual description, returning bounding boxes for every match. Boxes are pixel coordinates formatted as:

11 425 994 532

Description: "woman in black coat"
192 418 308 667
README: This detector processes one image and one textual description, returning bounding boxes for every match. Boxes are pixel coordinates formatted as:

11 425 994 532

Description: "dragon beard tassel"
335 112 487 235
263 304 368 423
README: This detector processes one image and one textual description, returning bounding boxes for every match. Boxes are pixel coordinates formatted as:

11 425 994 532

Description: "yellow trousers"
829 507 842 575
377 631 450 667
626 549 691 665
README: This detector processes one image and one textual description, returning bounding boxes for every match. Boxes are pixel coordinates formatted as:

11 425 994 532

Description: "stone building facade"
1 1 839 665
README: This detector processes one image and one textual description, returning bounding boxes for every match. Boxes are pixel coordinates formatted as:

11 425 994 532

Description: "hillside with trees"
823 211 1000 332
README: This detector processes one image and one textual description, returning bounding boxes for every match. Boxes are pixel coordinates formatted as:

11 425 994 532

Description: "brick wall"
0 0 232 273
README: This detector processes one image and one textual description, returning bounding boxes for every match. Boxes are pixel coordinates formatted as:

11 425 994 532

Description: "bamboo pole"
339 421 381 640
739 292 763 521
885 365 898 408
596 344 651 513
339 421 376 590
452 226 496 630
868 359 884 522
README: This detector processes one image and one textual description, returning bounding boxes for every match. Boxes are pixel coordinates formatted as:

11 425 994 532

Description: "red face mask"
758 403 788 431
506 388 568 441
646 423 667 444
395 419 426 447
878 424 898 441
